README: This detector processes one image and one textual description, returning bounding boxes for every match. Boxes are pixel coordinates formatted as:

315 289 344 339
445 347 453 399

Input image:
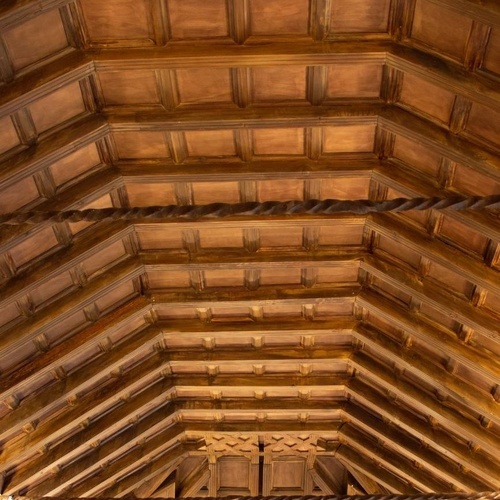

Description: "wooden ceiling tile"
465 102 500 150
258 178 304 201
126 182 177 206
259 226 303 247
251 66 307 103
319 177 370 199
260 268 302 285
167 0 229 39
185 130 236 157
28 81 86 134
2 9 68 71
81 239 127 278
322 124 376 153
253 127 305 155
426 260 474 299
411 0 473 61
0 176 39 213
318 223 365 246
248 0 310 35
113 131 170 159
136 227 184 250
8 226 60 270
29 270 74 310
176 68 233 106
399 72 456 124
438 215 490 258
0 115 20 155
329 0 391 33
373 234 422 270
391 135 442 179
452 163 500 196
198 227 244 248
79 0 153 44
99 70 160 106
49 142 101 189
204 269 245 288
192 181 240 204
326 64 382 99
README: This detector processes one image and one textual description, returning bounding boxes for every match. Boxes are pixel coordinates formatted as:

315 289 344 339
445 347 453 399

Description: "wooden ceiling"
0 0 499 497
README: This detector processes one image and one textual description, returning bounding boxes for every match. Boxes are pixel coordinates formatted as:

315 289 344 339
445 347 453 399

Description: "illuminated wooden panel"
322 125 375 153
9 227 59 269
198 227 244 248
260 268 301 285
147 270 191 289
176 68 233 105
399 73 455 124
79 0 153 43
329 0 390 33
465 103 500 148
0 176 39 213
113 132 169 159
259 227 303 247
374 235 421 270
253 128 304 155
192 182 241 204
411 0 472 61
185 130 236 157
127 183 177 206
452 164 500 196
49 143 101 188
30 271 74 309
2 9 68 70
167 0 229 39
99 71 159 105
318 224 364 246
426 261 474 299
82 240 127 277
326 64 382 99
257 179 304 201
438 216 489 258
319 177 370 199
29 81 86 134
392 135 441 178
136 227 184 250
249 0 310 35
251 66 307 102
204 269 245 287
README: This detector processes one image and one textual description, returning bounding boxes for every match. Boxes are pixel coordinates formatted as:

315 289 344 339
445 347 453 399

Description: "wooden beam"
346 379 500 486
343 464 385 495
106 104 381 132
350 351 500 458
358 285 500 386
178 460 209 497
360 255 500 347
353 322 500 427
336 446 416 494
344 403 491 491
133 461 180 498
339 425 447 493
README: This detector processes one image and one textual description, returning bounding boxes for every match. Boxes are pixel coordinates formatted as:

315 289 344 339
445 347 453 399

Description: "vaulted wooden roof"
0 0 499 497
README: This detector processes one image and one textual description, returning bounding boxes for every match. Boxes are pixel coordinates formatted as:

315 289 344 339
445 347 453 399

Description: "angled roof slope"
0 0 499 496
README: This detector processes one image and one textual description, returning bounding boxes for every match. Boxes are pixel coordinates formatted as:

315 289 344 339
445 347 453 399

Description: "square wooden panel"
326 64 382 98
218 458 250 489
319 177 370 199
251 66 307 102
452 163 500 196
465 102 500 148
259 226 303 247
192 181 240 204
3 9 68 70
392 135 441 178
0 176 39 213
329 0 391 33
9 226 59 269
272 460 305 489
399 73 455 123
249 0 310 35
198 227 244 248
176 68 233 105
253 128 304 155
482 28 500 76
79 0 153 43
126 183 177 206
99 71 159 105
49 143 101 188
438 215 489 257
185 130 236 157
411 0 472 61
257 179 304 201
0 116 19 155
322 124 375 153
29 81 86 134
318 224 364 246
167 0 229 39
113 131 169 159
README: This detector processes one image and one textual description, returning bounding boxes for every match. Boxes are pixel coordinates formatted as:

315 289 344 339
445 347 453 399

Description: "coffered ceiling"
0 0 499 497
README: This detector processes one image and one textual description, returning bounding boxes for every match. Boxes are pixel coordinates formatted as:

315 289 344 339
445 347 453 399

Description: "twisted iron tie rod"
0 195 499 226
